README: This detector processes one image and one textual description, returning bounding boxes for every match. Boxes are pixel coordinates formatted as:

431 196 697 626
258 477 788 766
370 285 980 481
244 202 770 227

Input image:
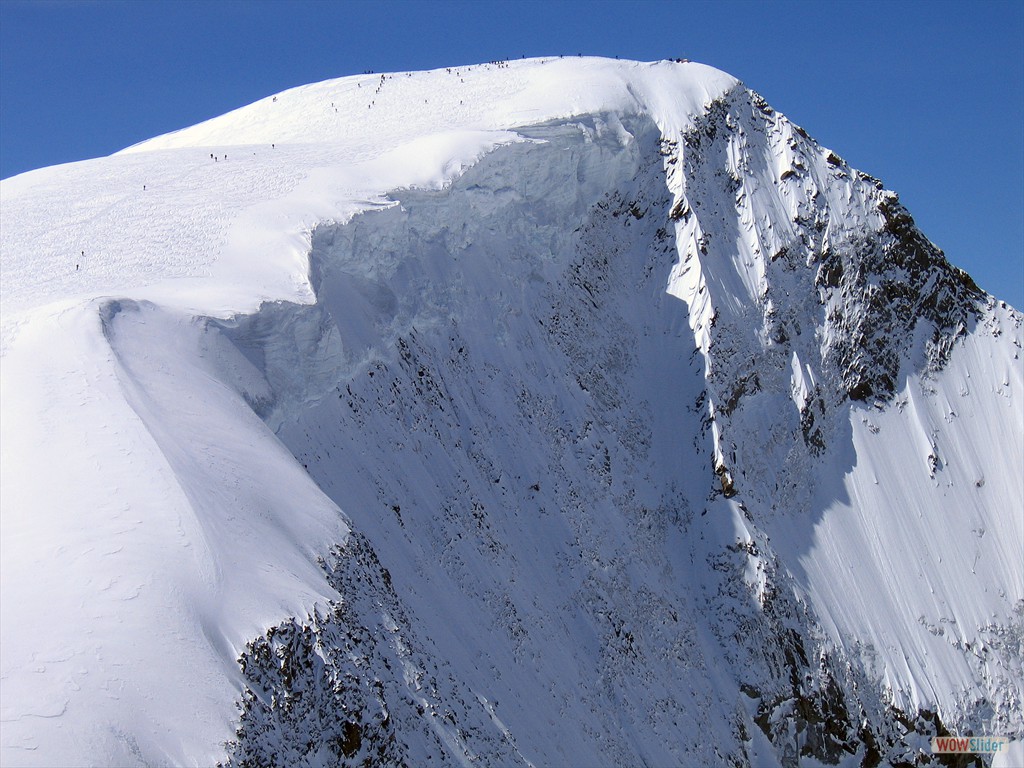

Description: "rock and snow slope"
1 57 1021 767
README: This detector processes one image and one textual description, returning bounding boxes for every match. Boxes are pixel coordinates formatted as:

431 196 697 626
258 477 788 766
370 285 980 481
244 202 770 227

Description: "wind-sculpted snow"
1 57 1020 767
660 86 1023 743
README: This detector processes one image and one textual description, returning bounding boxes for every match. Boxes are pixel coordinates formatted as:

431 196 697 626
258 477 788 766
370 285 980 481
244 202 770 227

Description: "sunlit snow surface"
1 57 1021 766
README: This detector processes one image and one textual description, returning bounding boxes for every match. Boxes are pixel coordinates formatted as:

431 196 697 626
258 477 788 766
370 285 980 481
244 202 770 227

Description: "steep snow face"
215 97 1023 767
220 117 745 767
654 86 1023 741
1 57 1021 767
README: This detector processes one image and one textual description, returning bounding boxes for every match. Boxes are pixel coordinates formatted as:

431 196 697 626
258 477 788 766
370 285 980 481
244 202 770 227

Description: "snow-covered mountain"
1 57 1021 768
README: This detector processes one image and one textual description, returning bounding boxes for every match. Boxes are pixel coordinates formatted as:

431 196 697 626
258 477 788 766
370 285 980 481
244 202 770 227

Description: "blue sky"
1 0 1021 307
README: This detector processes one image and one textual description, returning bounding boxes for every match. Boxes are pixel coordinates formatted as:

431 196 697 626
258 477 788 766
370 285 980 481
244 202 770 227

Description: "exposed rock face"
223 532 530 767
668 88 990 503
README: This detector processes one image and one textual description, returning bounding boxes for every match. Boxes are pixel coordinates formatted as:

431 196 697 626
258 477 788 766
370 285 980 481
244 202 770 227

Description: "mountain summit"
1 57 1021 768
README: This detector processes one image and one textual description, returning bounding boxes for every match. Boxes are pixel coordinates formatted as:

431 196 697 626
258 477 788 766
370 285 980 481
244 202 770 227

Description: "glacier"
0 57 1021 767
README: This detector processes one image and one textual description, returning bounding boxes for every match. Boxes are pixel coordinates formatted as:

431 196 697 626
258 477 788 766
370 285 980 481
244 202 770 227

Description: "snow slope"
1 57 1021 767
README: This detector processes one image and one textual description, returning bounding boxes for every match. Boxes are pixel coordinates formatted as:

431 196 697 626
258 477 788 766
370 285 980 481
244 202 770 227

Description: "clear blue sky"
2 0 1021 307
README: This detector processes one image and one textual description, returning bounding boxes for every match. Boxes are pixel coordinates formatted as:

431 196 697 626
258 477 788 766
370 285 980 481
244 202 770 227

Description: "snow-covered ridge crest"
1 57 734 324
119 56 738 157
1 56 1021 767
